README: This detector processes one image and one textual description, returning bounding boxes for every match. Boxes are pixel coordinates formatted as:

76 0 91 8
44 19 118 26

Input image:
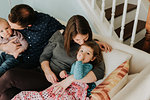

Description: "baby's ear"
91 57 96 61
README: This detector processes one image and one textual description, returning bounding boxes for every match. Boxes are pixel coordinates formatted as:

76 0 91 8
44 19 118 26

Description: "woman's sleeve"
39 31 61 63
92 61 105 80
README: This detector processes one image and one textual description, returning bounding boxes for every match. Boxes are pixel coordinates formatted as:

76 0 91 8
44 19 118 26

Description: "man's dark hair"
8 4 36 28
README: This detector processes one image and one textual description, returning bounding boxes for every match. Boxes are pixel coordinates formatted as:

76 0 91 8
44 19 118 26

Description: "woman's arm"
41 61 58 83
51 61 105 94
40 31 62 83
50 71 97 95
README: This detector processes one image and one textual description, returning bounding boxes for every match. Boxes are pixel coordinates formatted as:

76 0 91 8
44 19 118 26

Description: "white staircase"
78 0 149 47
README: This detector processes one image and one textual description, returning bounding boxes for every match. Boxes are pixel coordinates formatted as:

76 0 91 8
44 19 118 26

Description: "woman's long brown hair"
63 15 92 56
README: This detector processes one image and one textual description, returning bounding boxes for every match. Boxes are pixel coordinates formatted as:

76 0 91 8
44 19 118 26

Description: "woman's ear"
91 57 96 61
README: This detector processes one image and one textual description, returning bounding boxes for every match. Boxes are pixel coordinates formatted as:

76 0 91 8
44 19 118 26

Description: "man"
0 4 65 100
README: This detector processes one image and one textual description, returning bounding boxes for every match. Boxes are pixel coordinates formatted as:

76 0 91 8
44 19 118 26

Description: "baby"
0 18 28 76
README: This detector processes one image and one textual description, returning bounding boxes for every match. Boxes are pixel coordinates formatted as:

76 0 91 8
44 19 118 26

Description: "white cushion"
95 49 132 85
91 60 130 99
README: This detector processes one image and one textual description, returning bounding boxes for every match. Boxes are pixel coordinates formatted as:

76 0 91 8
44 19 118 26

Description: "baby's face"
0 21 13 39
77 45 94 64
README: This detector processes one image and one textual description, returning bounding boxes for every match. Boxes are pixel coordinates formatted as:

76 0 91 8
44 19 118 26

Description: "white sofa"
94 34 150 100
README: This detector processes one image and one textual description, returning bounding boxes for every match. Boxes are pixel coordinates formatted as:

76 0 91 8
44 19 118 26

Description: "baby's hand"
59 70 68 79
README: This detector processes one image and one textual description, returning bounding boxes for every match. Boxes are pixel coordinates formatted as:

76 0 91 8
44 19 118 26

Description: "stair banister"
91 0 96 9
143 4 150 52
110 0 116 36
101 0 105 22
119 0 128 42
130 0 142 46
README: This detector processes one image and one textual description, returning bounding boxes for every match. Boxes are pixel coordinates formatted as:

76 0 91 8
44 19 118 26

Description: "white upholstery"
95 49 132 85
112 65 150 100
93 33 150 100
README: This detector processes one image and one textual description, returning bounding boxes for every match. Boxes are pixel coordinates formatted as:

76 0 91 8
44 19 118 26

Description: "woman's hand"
50 75 75 95
95 41 112 52
41 61 58 84
45 71 58 84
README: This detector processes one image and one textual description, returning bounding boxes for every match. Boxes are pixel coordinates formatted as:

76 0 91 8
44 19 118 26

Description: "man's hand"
3 38 21 53
8 51 19 59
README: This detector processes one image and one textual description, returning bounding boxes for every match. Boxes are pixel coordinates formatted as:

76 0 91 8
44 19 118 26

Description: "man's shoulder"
35 11 52 21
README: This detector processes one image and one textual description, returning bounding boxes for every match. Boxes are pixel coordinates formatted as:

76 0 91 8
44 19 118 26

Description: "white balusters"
130 0 142 46
91 0 96 9
119 0 128 42
101 0 105 22
110 0 116 36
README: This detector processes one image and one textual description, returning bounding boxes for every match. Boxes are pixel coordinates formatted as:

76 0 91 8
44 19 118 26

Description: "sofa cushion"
91 60 130 100
95 49 132 85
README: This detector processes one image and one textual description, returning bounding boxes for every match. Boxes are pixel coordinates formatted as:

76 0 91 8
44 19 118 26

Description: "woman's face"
73 33 89 45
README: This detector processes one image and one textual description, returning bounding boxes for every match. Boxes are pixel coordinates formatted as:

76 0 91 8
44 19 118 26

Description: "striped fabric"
91 60 129 100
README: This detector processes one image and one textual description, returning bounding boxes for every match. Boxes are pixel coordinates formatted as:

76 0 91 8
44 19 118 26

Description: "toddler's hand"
77 54 84 61
59 70 68 79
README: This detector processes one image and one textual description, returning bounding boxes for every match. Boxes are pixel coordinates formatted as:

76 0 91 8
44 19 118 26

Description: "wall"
22 0 97 33
0 0 11 19
0 0 97 33
0 0 23 19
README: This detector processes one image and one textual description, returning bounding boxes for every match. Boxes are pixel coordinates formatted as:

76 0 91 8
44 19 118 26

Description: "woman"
40 15 111 96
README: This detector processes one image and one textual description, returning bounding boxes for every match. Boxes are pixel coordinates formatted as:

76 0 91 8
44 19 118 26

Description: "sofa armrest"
112 64 150 100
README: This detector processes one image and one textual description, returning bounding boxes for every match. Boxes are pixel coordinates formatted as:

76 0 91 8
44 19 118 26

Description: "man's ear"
91 57 96 61
28 24 32 27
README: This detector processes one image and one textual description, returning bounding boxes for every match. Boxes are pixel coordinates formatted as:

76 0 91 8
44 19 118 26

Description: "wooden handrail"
142 5 150 52
145 6 150 31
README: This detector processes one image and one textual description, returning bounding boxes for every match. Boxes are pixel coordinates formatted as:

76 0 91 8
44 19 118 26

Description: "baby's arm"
73 61 93 80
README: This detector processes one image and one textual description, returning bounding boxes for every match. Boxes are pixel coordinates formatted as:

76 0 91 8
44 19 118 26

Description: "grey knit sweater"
40 31 105 80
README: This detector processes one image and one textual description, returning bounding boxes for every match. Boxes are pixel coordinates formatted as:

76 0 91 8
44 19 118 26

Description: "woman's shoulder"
49 30 64 43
